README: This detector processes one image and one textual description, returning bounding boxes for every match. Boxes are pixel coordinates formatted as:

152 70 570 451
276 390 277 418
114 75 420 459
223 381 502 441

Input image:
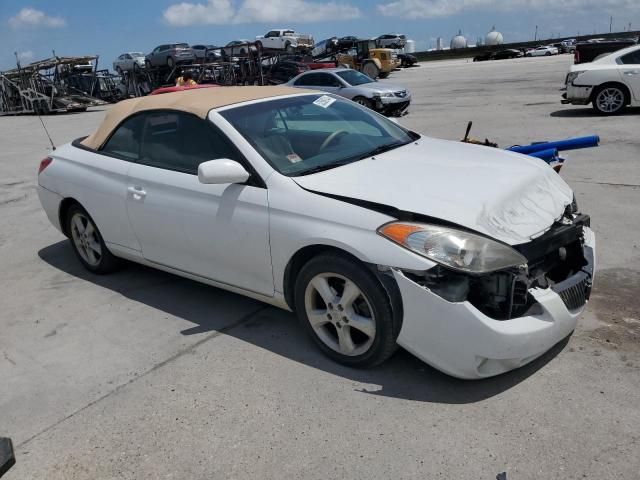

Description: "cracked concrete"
1 54 639 479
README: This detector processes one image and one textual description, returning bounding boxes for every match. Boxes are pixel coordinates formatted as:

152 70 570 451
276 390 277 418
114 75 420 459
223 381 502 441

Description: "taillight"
38 157 53 174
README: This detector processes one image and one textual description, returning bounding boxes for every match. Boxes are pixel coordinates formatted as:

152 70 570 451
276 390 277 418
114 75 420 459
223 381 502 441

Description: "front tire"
593 85 627 115
294 253 398 367
352 96 373 109
361 62 379 79
66 204 120 274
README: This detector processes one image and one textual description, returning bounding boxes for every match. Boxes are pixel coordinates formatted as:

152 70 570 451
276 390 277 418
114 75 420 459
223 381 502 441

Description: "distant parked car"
493 49 524 60
311 37 339 58
337 36 359 51
397 53 417 67
192 44 222 62
526 46 559 57
224 40 256 57
256 29 314 52
113 52 145 74
562 44 640 115
145 43 195 68
375 34 407 49
473 51 494 62
267 60 310 84
288 68 411 116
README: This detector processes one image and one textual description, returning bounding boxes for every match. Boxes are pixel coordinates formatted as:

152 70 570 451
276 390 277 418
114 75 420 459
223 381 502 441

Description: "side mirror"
198 159 250 185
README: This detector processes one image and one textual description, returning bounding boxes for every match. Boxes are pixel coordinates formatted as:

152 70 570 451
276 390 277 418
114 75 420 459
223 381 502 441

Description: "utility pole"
610 16 613 33
534 25 538 41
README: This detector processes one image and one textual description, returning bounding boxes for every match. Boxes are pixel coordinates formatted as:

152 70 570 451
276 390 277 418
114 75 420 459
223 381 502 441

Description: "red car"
150 84 219 95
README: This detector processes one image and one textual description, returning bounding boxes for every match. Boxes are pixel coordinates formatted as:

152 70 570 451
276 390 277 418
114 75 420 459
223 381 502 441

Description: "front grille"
394 90 407 98
556 275 590 310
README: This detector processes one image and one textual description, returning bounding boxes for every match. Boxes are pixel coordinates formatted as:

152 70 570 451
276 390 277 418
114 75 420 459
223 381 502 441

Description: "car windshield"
220 94 417 176
335 70 375 86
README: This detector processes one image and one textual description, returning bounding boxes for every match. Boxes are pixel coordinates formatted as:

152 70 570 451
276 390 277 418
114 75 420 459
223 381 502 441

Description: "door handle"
127 186 147 199
623 70 640 76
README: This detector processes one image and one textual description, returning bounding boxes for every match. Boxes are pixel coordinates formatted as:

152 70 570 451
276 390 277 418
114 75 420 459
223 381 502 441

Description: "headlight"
566 71 585 84
378 222 527 274
378 92 395 98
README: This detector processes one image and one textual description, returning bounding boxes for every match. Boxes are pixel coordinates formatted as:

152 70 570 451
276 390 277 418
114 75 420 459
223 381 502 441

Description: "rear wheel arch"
59 197 81 238
590 81 631 104
283 245 403 335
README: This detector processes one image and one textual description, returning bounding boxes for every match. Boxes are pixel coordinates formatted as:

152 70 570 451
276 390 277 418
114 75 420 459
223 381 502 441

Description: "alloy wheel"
304 273 376 356
70 212 102 266
596 88 624 113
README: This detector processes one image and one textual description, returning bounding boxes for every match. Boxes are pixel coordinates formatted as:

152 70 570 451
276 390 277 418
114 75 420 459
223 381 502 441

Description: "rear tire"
66 204 121 274
294 253 398 368
167 56 175 68
592 84 627 115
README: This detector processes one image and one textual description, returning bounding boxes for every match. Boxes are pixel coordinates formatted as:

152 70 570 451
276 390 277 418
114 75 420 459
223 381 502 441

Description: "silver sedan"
287 68 411 116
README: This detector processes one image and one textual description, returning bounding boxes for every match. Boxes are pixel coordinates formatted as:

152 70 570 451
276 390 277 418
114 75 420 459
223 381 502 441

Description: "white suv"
562 45 640 115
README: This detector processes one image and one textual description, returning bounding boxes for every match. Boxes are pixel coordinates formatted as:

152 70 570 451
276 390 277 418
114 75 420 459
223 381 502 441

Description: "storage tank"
404 39 416 53
450 30 468 49
485 26 504 46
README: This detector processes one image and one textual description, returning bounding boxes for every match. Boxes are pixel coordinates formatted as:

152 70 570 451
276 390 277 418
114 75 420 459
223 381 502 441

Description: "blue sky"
1 0 639 70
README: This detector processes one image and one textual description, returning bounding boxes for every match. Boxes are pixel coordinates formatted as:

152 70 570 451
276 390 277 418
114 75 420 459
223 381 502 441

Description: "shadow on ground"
550 107 640 118
39 240 570 405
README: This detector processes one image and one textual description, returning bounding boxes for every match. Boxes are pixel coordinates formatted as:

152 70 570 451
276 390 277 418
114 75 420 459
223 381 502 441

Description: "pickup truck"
256 29 314 53
574 39 637 64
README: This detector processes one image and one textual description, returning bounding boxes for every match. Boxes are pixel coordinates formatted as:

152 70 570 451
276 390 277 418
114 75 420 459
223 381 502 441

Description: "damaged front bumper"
393 224 596 380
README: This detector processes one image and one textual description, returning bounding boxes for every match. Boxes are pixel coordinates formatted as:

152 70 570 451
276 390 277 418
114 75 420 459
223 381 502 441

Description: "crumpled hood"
293 137 574 245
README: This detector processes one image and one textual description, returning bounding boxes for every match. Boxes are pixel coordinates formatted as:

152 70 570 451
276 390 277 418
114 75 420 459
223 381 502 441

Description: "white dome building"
485 27 504 46
450 30 468 49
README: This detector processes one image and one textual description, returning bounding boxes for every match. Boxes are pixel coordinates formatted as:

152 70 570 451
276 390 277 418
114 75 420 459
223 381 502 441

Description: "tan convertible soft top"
80 86 316 150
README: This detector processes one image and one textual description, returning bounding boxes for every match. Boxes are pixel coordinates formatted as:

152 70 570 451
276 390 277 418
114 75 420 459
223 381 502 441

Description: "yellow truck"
335 40 399 79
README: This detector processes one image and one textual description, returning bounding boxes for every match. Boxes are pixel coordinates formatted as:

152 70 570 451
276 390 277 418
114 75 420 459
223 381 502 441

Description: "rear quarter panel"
39 143 140 252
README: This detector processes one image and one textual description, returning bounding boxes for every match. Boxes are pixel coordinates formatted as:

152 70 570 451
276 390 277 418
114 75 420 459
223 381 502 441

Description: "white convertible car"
37 87 596 379
563 44 640 115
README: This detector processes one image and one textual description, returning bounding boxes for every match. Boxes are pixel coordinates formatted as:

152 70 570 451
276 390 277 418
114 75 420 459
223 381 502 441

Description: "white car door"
125 111 274 296
618 49 640 101
90 115 146 252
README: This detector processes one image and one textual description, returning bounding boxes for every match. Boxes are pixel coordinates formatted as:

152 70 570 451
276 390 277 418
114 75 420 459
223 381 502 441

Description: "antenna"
36 111 56 151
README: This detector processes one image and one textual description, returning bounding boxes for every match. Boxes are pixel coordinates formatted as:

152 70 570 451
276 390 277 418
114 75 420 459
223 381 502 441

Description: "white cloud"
8 7 66 28
377 0 640 18
163 0 360 26
16 50 34 62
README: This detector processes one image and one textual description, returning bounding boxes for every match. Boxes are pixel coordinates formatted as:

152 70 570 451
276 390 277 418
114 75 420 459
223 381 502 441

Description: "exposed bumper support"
394 227 596 379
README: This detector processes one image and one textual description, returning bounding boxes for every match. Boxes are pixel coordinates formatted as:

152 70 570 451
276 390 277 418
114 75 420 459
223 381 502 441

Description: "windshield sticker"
313 95 336 109
287 153 302 163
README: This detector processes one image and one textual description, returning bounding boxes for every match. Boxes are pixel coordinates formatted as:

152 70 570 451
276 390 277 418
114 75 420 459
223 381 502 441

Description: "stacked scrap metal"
0 55 120 115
